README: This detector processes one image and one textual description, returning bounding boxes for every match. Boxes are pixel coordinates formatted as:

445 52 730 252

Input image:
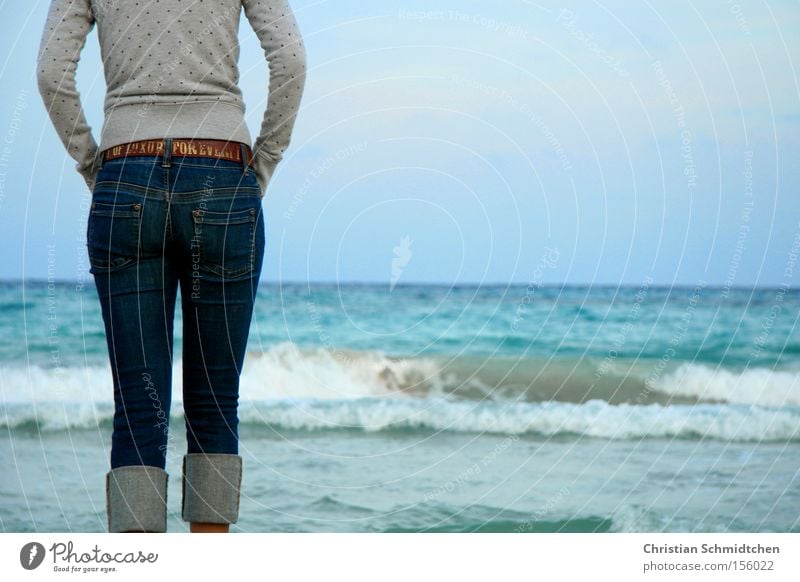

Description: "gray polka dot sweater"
36 0 307 195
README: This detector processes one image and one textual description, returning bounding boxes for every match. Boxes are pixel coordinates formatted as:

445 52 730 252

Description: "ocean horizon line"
2 277 797 291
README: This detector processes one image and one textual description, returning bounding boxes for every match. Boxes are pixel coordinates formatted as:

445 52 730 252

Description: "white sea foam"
238 398 800 441
238 341 442 399
4 342 799 406
2 343 799 440
0 342 436 404
648 362 800 407
3 395 799 442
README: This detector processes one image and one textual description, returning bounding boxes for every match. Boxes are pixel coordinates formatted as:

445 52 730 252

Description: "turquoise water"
1 281 799 532
7 281 800 369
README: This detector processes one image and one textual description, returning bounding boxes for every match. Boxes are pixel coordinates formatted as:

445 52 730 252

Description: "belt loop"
239 142 248 173
162 138 172 168
94 147 105 172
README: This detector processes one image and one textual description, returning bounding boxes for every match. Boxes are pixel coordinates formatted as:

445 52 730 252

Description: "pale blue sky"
1 0 798 286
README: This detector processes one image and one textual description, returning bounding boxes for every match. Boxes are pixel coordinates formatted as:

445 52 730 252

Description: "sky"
0 0 798 286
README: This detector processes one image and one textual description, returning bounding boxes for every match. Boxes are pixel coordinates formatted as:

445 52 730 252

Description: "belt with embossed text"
102 138 254 167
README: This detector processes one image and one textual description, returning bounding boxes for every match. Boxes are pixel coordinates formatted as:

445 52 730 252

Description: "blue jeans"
88 142 265 471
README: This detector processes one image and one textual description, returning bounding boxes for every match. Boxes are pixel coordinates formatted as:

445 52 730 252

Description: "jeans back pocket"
87 200 143 274
191 206 257 281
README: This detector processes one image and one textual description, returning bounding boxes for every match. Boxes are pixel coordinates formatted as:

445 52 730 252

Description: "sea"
1 280 799 532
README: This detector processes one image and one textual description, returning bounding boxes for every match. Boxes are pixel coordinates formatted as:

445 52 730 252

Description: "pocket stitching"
87 201 142 273
191 207 256 279
194 207 254 225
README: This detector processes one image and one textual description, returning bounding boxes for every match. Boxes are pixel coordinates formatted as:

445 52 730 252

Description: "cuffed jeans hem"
181 453 243 524
106 465 169 533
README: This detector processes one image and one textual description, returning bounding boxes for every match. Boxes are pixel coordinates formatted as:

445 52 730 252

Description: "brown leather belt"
102 138 254 166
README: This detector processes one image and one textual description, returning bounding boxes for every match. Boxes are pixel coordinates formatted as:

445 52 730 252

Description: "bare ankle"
190 522 230 533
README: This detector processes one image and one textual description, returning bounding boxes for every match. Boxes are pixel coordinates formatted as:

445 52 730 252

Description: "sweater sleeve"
36 0 100 192
242 0 307 196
